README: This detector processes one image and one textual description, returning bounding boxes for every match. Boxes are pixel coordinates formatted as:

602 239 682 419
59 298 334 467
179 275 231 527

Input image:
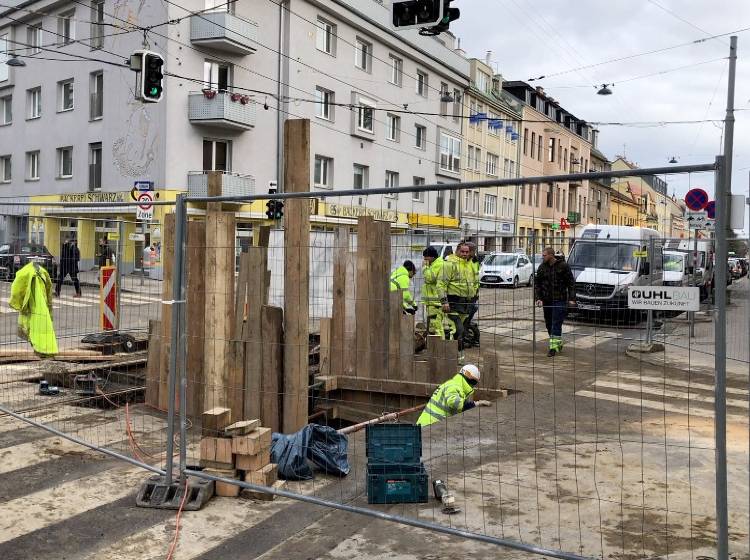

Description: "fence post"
174 195 189 480
115 219 124 331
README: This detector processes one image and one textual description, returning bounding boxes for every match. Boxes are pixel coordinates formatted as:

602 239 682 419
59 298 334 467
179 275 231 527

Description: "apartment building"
0 0 469 269
502 82 593 252
459 55 522 252
587 137 612 228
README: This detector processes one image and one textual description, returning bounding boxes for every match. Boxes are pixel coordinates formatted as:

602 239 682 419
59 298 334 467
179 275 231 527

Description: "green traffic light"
149 87 159 96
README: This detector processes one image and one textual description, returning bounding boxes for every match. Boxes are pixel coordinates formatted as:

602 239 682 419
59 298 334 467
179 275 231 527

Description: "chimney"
454 37 466 57
485 50 492 66
535 86 545 96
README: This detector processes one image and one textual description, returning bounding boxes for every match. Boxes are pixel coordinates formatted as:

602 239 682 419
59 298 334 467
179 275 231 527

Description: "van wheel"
513 276 519 289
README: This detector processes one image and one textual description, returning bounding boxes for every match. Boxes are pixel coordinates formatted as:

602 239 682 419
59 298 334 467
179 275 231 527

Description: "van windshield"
484 254 516 267
568 241 639 272
663 254 684 272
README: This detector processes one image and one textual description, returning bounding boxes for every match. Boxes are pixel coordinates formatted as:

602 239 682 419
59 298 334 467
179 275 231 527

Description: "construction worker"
464 242 481 347
439 242 475 361
421 247 452 338
416 364 491 426
534 247 576 357
390 260 418 314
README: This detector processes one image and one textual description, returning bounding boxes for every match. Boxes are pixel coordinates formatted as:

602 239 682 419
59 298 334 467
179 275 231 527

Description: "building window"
546 184 554 208
412 177 425 202
415 125 426 150
487 112 498 135
474 148 481 172
27 23 42 55
416 70 428 97
205 0 232 13
27 87 41 119
452 89 461 121
440 83 449 117
58 10 75 44
520 185 525 205
558 144 563 167
476 71 490 93
548 137 556 163
386 113 400 142
315 87 334 121
89 142 102 191
353 164 368 189
439 133 461 173
0 34 8 82
389 55 402 86
384 170 399 197
26 151 40 181
523 128 529 156
90 71 103 120
57 146 73 178
316 17 336 55
436 191 444 214
314 155 333 189
356 97 374 133
202 139 230 171
0 95 11 125
486 153 499 176
0 155 10 182
472 191 479 213
58 79 74 112
484 194 497 216
469 101 476 127
204 61 231 91
467 146 474 170
448 191 457 218
91 0 104 49
354 38 371 71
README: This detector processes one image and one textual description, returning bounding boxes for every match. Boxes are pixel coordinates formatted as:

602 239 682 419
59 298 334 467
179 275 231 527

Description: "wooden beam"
355 216 373 380
260 305 283 432
282 119 310 433
387 291 402 377
369 221 391 379
329 227 349 378
185 220 206 417
243 248 267 421
399 313 414 381
319 317 331 377
318 375 507 401
481 349 499 391
145 319 160 408
157 213 175 412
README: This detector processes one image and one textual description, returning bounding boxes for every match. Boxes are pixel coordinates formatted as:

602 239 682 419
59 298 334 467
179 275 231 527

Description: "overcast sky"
452 0 749 204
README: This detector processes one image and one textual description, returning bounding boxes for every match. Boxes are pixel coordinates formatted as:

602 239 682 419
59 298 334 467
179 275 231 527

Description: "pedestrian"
534 247 576 357
439 242 475 361
464 241 481 347
98 237 114 268
56 237 82 298
416 364 491 426
142 245 153 274
389 260 418 314
421 247 451 339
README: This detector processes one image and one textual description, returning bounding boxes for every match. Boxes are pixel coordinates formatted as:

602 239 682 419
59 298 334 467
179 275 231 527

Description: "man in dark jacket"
534 247 575 357
56 237 82 297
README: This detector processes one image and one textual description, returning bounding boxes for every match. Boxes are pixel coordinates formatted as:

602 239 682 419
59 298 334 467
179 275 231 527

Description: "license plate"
577 303 600 311
483 276 498 282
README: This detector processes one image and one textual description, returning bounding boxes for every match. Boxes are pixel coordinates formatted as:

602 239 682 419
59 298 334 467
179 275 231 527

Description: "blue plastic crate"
366 462 429 504
366 423 422 465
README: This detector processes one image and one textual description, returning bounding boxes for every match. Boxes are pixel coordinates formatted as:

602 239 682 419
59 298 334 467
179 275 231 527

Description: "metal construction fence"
0 160 747 559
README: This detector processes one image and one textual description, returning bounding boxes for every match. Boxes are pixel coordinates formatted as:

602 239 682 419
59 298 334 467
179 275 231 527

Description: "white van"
663 250 688 286
665 239 714 300
427 242 459 260
567 225 663 318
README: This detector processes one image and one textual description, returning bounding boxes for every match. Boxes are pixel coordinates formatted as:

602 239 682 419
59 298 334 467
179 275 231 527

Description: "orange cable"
166 478 190 560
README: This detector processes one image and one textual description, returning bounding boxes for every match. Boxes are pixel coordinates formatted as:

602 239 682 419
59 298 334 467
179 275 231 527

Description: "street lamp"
596 84 613 96
6 55 25 67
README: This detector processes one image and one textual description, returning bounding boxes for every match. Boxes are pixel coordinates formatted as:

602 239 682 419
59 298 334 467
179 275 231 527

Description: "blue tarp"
271 424 351 481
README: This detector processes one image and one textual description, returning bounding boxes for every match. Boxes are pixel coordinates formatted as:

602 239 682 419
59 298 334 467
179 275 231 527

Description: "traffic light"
424 0 459 35
265 199 284 220
140 51 164 103
391 0 443 30
274 200 284 220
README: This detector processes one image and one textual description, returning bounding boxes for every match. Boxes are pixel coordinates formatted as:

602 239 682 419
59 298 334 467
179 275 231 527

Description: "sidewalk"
74 270 163 294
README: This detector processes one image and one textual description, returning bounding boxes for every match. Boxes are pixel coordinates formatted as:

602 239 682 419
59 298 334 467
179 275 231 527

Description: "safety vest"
439 255 475 299
421 257 445 307
9 262 58 356
389 265 415 309
416 373 474 427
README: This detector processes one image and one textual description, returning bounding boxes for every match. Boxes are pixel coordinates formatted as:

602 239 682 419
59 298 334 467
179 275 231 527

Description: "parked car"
479 252 534 288
0 242 58 280
728 258 743 279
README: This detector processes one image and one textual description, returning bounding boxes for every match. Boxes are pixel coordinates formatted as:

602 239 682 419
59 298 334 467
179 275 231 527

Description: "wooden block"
481 350 499 391
203 467 240 497
413 361 430 384
235 449 271 472
202 407 232 436
157 214 175 412
223 419 260 437
315 375 337 392
248 463 277 487
200 437 234 468
330 227 349 378
242 479 286 501
232 426 272 455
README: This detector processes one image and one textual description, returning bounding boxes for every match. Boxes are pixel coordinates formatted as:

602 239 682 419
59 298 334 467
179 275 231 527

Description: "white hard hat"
460 364 480 382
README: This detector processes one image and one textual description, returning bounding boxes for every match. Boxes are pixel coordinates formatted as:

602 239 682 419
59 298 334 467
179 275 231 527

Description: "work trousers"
56 268 81 296
543 301 567 350
447 312 467 351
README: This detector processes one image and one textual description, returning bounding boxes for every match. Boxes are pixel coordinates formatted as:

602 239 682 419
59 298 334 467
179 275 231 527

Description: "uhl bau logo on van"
628 286 700 311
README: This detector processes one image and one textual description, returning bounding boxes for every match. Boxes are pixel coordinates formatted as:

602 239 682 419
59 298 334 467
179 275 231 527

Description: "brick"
248 463 277 487
232 427 272 456
235 449 271 472
202 407 232 436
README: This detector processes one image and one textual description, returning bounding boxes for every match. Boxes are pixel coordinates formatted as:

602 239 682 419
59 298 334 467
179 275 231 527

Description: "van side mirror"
641 262 650 276
686 266 695 275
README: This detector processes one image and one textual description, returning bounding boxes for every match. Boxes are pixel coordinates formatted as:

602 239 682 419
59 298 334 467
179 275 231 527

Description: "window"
315 87 334 120
204 61 230 91
563 148 568 170
487 112 498 135
412 177 425 202
558 144 562 167
416 70 428 97
555 186 560 210
467 146 475 170
476 71 490 93
486 153 499 176
503 158 510 178
353 164 368 189
91 0 104 49
202 139 230 171
354 38 371 71
0 155 10 182
0 95 11 125
472 191 479 213
314 155 332 189
548 137 556 162
205 0 232 13
27 23 42 55
27 87 41 119
26 151 40 180
316 17 335 55
474 148 481 171
523 128 529 155
90 71 103 120
436 191 444 214
546 184 554 208
484 194 497 216
502 197 507 217
0 34 9 82
389 55 402 86
58 79 74 112
57 147 73 178
440 83 449 117
386 114 400 142
415 125 426 150
520 185 525 205
537 135 543 161
89 142 102 191
356 97 374 133
452 89 461 121
530 131 536 159
469 101 476 127
439 133 461 173
448 191 457 218
58 10 75 44
384 171 399 197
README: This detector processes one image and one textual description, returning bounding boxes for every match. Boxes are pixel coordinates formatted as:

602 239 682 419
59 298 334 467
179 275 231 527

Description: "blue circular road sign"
685 188 709 211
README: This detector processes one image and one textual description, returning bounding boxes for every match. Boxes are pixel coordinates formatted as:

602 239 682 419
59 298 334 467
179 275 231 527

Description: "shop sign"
326 203 399 223
60 192 126 203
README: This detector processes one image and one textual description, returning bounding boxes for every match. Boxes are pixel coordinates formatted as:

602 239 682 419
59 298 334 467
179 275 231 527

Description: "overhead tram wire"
646 0 729 46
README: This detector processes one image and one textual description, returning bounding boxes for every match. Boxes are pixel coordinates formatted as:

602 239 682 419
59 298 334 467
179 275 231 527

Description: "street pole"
646 236 654 345
115 220 124 332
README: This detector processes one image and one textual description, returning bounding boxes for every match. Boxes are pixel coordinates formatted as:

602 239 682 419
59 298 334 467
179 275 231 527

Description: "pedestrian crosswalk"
0 293 162 314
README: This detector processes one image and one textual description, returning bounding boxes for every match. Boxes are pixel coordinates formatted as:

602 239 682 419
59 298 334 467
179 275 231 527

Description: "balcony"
188 91 256 131
187 171 255 198
190 12 257 55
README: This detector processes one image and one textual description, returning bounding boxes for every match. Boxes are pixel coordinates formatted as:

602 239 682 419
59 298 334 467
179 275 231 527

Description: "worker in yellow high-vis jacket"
416 364 491 426
439 242 476 360
421 247 453 339
390 260 418 314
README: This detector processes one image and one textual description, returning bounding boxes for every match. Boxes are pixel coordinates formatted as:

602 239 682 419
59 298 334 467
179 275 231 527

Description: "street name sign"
628 286 700 311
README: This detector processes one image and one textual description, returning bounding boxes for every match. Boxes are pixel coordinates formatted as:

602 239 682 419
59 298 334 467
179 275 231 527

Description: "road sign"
686 211 707 229
705 200 716 219
129 233 146 242
136 191 154 220
134 180 154 191
632 250 648 258
704 219 715 232
628 286 700 312
100 265 118 331
685 188 709 211
108 232 120 241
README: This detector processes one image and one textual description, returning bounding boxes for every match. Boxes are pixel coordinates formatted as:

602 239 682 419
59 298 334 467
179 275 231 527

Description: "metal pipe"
115 219 124 332
185 469 591 560
338 405 425 435
0 403 164 474
175 196 189 481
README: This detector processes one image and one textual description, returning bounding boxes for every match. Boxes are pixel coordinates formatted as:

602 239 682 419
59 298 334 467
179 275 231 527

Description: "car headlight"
614 285 628 296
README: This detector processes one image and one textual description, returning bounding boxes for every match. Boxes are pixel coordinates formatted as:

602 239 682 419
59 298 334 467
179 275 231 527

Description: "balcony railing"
188 91 256 131
190 12 258 55
187 171 255 198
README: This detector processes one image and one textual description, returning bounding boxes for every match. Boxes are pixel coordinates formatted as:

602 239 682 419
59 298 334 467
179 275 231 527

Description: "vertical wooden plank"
343 246 357 376
426 334 441 383
261 305 284 432
243 247 267 421
282 119 310 434
319 317 332 377
157 213 175 411
186 220 206 417
399 313 414 381
329 227 349 377
413 360 429 384
355 216 372 379
145 319 160 408
255 225 271 248
481 349 499 391
436 339 459 383
369 221 391 379
387 291 402 377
